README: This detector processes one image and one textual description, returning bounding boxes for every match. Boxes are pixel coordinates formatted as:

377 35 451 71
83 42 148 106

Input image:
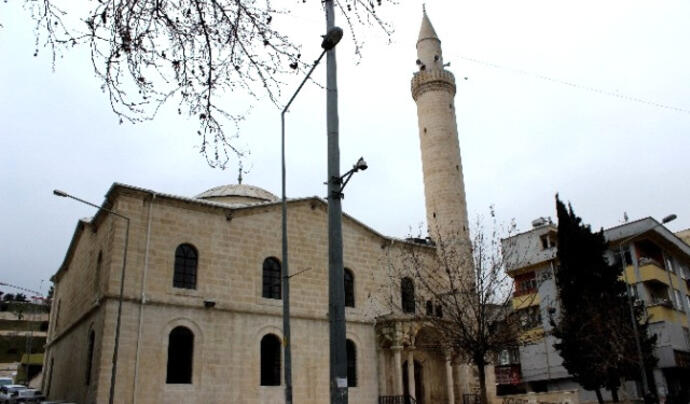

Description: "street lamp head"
53 189 68 198
661 214 677 224
354 157 368 172
321 26 344 50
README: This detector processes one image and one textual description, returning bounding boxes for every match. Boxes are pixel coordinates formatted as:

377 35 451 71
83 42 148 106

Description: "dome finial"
237 161 243 184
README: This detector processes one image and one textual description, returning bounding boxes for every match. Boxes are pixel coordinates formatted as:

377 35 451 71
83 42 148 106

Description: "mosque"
43 10 483 404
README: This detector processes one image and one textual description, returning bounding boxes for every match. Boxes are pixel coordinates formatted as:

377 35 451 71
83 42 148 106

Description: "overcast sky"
1 1 689 296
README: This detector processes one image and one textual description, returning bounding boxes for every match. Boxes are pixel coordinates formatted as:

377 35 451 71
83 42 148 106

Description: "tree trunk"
595 388 604 404
611 385 619 402
476 358 488 404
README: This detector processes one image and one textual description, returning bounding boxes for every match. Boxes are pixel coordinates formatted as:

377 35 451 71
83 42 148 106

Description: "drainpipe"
132 193 155 403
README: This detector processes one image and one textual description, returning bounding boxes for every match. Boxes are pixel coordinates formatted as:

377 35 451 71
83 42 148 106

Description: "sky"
1 0 689 296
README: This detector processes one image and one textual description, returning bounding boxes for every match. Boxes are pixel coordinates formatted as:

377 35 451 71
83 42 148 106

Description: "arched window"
85 330 95 385
262 257 281 299
95 251 102 291
260 334 281 386
401 277 415 314
174 244 198 289
344 268 355 308
166 326 194 384
425 300 433 316
346 339 357 387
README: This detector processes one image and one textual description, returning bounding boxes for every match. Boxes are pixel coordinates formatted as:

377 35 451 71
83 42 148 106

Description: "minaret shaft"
412 11 472 267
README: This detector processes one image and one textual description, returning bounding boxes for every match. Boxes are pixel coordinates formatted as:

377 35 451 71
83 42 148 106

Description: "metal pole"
53 190 128 404
281 111 293 404
619 243 650 399
324 1 348 403
281 50 328 404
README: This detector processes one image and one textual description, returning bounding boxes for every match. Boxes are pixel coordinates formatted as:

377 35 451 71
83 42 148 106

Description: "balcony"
647 305 688 326
519 327 544 344
625 262 670 286
512 293 540 310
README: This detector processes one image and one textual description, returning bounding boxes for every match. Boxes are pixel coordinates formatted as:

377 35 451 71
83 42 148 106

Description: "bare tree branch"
9 0 396 168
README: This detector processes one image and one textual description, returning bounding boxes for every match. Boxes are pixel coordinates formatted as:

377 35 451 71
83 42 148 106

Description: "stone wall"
46 186 435 403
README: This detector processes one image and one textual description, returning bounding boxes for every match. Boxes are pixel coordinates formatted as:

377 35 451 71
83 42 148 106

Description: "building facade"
43 11 481 404
501 217 690 403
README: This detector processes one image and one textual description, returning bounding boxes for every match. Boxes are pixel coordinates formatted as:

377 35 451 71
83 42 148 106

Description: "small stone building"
44 10 481 404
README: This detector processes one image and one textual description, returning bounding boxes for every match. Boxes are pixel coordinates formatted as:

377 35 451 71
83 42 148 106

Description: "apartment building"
500 217 690 402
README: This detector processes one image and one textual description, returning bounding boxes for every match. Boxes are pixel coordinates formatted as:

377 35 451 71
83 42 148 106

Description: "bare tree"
383 209 526 404
9 0 394 167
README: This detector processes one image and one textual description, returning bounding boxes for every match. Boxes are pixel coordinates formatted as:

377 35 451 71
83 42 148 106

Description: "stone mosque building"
44 11 484 404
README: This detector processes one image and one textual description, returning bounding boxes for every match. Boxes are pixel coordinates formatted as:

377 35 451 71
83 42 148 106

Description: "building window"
344 268 355 308
674 289 684 311
95 251 102 291
425 300 433 316
166 326 194 384
666 257 676 273
260 334 281 386
54 299 61 331
85 330 95 385
514 272 537 296
346 339 357 387
540 232 557 249
173 244 198 289
401 277 415 314
435 304 443 318
262 258 282 299
517 306 542 330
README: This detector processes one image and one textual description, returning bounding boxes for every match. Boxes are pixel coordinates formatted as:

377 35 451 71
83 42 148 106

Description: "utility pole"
324 1 348 403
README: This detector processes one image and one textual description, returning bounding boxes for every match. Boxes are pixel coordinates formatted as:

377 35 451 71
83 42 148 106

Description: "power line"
0 281 43 297
459 55 690 115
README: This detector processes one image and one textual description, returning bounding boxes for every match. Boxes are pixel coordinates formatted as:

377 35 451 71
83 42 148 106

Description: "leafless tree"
9 0 394 167
383 209 527 404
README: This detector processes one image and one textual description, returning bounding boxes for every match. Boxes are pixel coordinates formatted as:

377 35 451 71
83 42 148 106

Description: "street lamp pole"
280 27 343 404
618 214 676 402
53 189 130 404
323 1 348 402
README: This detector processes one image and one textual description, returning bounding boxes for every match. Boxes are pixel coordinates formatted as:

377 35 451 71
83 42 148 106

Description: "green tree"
551 196 656 403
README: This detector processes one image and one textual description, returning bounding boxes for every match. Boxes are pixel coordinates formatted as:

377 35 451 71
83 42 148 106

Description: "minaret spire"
411 9 472 272
416 9 443 73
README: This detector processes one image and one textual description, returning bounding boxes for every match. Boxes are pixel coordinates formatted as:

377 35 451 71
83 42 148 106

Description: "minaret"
412 9 472 263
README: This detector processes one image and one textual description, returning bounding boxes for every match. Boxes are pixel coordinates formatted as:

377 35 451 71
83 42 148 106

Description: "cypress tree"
551 196 656 403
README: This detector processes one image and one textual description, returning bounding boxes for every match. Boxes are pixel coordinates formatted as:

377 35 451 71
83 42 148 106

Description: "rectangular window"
518 306 542 330
539 232 557 250
514 272 537 296
666 257 675 273
675 290 684 311
624 249 633 266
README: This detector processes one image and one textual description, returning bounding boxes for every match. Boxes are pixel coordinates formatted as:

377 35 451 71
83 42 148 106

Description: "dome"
195 184 279 206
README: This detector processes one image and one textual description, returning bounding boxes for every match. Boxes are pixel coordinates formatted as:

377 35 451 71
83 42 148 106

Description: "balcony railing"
649 298 673 308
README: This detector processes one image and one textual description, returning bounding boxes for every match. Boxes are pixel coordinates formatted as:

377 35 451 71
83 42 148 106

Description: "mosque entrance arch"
402 359 423 404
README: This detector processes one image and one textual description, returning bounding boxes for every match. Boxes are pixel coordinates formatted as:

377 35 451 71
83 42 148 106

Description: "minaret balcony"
411 70 456 100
